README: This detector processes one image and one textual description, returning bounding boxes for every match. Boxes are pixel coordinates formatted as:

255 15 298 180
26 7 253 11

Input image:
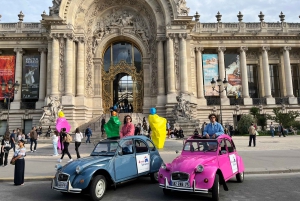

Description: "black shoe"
248 145 251 147
284 135 286 137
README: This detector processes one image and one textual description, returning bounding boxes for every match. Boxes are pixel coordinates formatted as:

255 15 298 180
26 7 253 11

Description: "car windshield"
183 140 218 152
91 141 119 156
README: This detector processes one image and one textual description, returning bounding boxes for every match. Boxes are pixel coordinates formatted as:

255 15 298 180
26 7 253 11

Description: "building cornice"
191 35 300 41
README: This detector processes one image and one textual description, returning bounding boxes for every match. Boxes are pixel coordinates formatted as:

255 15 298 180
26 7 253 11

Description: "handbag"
10 158 16 165
255 131 259 136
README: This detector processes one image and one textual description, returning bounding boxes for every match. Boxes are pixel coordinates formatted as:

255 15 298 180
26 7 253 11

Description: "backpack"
66 134 72 143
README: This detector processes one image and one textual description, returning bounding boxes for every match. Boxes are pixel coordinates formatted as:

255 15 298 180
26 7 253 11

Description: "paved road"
0 173 299 201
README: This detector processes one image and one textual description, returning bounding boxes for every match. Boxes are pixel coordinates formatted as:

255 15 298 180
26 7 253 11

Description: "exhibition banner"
202 54 219 96
0 56 16 100
225 54 242 97
22 55 40 99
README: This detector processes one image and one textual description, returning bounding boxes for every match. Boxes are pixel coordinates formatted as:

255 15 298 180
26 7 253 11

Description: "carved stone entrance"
102 60 143 113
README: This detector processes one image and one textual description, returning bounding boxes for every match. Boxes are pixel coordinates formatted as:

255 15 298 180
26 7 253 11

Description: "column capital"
166 33 175 40
282 46 291 52
178 33 187 39
14 48 25 54
38 48 47 53
217 47 226 53
77 36 86 43
50 33 60 40
195 47 204 52
65 33 75 41
261 46 270 52
156 37 166 42
239 46 248 53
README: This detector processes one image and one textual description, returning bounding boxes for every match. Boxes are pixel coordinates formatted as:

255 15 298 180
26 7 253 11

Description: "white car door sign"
229 154 238 173
136 154 150 174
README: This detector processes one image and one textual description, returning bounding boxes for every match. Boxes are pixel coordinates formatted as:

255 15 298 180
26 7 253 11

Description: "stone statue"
176 0 190 16
39 96 62 124
172 93 192 120
49 0 62 16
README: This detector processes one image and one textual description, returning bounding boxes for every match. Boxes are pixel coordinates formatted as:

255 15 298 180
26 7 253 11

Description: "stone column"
157 39 165 95
282 46 293 97
51 34 60 96
179 34 188 93
65 34 74 96
195 47 204 98
167 34 175 94
46 38 52 97
36 48 47 109
11 48 24 109
218 47 227 98
261 46 272 98
239 47 249 98
77 37 85 96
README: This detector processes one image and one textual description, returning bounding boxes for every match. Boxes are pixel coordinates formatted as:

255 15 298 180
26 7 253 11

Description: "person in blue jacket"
203 113 224 139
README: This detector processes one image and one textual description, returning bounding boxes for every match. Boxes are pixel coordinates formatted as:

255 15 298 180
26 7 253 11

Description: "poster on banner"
225 54 242 97
0 56 16 100
229 154 238 173
202 54 219 96
136 154 150 174
22 56 40 99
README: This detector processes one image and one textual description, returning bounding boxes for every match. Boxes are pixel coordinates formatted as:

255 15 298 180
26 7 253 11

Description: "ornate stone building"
0 0 300 133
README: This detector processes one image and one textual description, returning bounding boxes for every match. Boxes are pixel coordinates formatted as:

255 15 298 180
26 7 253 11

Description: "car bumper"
159 177 209 193
51 179 82 193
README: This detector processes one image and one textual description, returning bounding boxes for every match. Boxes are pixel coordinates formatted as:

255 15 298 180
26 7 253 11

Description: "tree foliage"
250 107 260 119
237 114 254 134
266 108 300 128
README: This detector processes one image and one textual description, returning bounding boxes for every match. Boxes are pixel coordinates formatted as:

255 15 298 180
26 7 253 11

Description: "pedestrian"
57 130 64 154
37 126 42 136
85 126 92 143
52 130 59 156
134 124 141 135
0 133 11 167
11 139 26 186
248 123 256 147
203 114 224 139
101 118 106 136
147 125 151 138
270 122 275 137
278 123 286 137
201 122 207 135
178 127 184 138
120 115 135 138
21 130 26 141
229 125 234 137
58 128 73 163
167 121 171 139
47 126 52 137
10 130 16 152
74 128 83 159
224 127 230 135
173 128 179 138
29 127 38 152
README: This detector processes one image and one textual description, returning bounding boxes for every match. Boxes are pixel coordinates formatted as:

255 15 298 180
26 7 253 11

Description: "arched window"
103 41 142 72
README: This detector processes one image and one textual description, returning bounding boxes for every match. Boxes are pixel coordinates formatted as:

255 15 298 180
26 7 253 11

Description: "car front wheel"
90 175 106 201
236 171 244 183
150 172 159 183
211 174 219 201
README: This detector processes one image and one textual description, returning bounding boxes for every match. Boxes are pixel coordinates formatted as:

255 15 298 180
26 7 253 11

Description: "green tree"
266 108 300 128
237 114 254 134
250 107 260 119
256 114 267 131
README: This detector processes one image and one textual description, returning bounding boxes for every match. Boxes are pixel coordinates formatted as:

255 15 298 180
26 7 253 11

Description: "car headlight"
161 162 167 170
55 164 62 171
76 165 83 174
195 165 204 173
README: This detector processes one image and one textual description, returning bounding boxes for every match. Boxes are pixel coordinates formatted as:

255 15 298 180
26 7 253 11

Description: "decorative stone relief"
172 93 192 120
290 51 300 59
49 0 62 16
39 96 63 124
268 49 279 59
173 34 180 90
176 0 190 16
59 36 65 93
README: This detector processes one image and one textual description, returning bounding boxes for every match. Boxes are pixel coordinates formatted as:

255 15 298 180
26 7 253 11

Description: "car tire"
211 174 219 201
163 188 171 195
236 171 244 183
90 175 106 201
150 172 159 183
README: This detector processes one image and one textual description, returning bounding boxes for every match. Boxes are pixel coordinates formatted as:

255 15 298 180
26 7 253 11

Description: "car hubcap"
154 172 158 181
95 179 105 198
241 172 244 181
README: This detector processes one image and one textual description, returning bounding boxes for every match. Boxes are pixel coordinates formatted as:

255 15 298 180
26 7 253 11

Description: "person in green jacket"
104 111 121 140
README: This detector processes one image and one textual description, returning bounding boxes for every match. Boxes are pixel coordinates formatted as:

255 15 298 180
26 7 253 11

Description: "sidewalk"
0 136 299 182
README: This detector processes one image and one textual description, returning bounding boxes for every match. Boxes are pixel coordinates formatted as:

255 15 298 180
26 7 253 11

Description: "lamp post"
211 77 228 125
1 80 20 132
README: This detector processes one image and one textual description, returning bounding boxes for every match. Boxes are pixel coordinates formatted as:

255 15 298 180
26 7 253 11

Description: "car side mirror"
118 150 123 156
175 150 179 154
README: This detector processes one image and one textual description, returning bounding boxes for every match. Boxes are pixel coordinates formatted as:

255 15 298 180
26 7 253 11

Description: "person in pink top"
120 115 135 138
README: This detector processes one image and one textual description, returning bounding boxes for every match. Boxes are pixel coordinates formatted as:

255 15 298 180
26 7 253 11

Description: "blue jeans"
271 130 274 137
53 142 58 155
86 135 91 143
30 139 37 151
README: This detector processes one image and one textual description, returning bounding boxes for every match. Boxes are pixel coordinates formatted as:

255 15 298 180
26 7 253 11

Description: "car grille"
171 172 189 181
57 173 69 182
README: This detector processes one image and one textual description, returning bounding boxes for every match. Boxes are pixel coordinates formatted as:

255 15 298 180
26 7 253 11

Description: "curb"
1 169 300 182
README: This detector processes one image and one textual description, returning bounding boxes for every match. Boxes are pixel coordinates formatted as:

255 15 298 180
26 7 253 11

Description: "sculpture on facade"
172 93 192 120
39 96 62 124
176 0 190 16
49 0 62 16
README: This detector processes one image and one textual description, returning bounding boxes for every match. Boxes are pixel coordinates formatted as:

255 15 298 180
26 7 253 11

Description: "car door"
114 139 137 181
225 139 238 176
218 139 233 180
134 139 150 176
146 139 162 172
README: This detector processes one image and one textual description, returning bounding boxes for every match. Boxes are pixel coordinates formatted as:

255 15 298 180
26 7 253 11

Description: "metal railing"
275 97 289 105
0 102 8 109
252 98 267 105
229 97 244 105
20 102 36 109
206 97 220 106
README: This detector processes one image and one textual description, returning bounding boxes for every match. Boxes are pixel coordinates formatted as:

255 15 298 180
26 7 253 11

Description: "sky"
0 0 299 23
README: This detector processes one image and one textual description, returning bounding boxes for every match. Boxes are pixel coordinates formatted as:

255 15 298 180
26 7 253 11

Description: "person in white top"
52 130 59 156
74 128 83 159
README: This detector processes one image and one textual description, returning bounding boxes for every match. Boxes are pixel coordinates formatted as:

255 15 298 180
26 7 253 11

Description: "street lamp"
211 77 228 125
1 80 20 132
